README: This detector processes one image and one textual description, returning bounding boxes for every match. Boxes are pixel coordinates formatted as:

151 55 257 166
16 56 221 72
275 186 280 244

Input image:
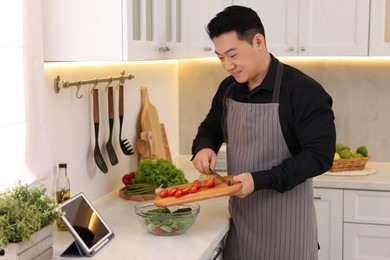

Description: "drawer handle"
314 195 322 200
209 247 222 260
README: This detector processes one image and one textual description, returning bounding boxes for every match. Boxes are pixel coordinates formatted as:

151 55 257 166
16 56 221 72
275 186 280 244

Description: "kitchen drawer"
344 190 390 225
344 223 390 260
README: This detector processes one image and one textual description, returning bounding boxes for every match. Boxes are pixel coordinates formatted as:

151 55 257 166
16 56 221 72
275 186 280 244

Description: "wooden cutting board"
140 86 166 159
154 177 242 207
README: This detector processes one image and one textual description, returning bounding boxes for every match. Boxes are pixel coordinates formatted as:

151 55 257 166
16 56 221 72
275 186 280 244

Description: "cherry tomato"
155 227 163 235
168 187 179 196
174 189 183 198
171 228 178 235
158 189 168 198
122 174 131 185
181 187 190 195
128 172 135 179
189 186 198 193
206 177 216 188
192 181 201 190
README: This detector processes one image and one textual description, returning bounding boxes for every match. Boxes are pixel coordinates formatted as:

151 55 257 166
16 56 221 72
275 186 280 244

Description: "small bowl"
134 201 200 236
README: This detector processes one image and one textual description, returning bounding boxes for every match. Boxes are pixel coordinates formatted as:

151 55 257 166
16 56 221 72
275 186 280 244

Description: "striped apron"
223 62 318 260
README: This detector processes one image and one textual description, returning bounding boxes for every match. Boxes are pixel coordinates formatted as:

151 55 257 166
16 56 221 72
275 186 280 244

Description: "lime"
340 149 352 159
356 145 368 157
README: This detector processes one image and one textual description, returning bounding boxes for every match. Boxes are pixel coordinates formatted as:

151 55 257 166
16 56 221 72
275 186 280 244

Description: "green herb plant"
0 181 63 248
135 159 188 187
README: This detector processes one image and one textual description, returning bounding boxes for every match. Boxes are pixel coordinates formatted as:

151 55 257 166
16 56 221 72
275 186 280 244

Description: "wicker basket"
329 156 370 172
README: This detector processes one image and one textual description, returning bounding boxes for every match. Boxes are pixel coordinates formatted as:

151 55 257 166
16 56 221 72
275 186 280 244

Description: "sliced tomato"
174 189 183 198
189 186 198 193
168 187 179 196
181 187 190 195
206 177 216 188
158 189 168 198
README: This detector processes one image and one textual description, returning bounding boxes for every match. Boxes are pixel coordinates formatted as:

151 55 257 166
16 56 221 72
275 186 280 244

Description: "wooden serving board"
154 177 242 207
140 86 166 159
119 189 156 201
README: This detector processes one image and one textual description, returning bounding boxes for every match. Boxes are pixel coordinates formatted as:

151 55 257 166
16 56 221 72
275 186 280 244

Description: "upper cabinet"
369 0 390 55
233 0 370 56
43 0 186 61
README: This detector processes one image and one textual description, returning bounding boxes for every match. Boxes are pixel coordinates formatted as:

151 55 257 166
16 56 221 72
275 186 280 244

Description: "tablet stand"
61 241 86 257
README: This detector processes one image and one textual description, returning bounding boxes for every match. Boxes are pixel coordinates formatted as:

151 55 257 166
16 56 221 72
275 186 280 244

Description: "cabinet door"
184 0 231 58
43 0 123 61
123 0 186 60
233 0 299 56
313 188 343 260
298 0 370 56
369 0 390 56
344 223 390 260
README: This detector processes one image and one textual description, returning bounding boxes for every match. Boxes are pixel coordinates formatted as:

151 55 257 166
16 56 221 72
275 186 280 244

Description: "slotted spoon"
118 84 134 156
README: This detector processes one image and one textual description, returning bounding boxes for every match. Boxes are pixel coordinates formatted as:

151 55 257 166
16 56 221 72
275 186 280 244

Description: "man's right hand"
192 148 217 174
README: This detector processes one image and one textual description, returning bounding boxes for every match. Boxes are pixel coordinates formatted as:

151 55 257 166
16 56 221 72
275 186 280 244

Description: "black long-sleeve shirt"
192 55 336 193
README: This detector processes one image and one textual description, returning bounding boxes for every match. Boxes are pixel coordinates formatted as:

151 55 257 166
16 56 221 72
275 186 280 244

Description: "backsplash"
178 58 390 162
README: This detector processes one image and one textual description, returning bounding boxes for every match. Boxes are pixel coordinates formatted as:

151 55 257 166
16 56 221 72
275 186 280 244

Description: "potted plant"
0 181 63 259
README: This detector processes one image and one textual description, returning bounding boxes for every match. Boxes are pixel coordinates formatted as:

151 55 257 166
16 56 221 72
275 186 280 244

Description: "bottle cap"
59 163 67 168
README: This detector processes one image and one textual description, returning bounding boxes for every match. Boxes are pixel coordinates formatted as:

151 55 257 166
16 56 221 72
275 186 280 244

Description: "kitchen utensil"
136 139 149 158
106 86 118 165
140 86 166 159
154 177 242 207
160 123 172 162
146 131 155 156
134 202 200 236
209 168 232 186
92 89 108 173
118 84 134 156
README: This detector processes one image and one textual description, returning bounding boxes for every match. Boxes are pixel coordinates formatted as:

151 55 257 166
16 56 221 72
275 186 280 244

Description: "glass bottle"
55 162 70 230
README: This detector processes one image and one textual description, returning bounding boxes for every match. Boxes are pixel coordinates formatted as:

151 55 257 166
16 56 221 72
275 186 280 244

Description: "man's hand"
231 172 255 198
192 148 217 174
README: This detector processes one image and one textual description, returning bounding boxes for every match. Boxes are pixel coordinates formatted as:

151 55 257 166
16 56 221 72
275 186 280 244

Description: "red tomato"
168 187 178 196
128 172 135 179
122 174 131 185
155 227 163 235
174 189 183 198
189 186 198 193
181 187 190 195
158 189 168 198
171 228 178 235
192 181 201 190
206 177 216 188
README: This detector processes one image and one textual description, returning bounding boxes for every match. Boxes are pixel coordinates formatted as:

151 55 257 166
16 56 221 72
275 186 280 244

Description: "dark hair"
206 5 266 44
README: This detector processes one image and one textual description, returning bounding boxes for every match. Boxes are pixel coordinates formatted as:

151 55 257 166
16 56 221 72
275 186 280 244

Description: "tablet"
59 192 114 257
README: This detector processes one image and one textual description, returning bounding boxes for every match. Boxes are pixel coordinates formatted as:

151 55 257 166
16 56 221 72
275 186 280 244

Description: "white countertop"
51 156 230 260
314 161 390 191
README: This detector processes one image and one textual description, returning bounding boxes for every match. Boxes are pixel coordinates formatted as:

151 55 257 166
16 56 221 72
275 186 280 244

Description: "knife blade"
209 168 232 186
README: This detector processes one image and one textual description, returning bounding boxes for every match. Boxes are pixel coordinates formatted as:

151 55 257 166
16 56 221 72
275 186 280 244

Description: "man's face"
214 31 263 88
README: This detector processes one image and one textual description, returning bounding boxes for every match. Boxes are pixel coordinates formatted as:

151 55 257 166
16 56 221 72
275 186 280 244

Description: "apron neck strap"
272 61 284 103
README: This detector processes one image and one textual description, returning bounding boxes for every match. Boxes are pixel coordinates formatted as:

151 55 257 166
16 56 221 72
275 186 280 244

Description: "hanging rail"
54 70 135 98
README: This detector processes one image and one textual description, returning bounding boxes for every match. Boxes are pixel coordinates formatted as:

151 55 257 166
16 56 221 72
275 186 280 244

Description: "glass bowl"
134 201 200 236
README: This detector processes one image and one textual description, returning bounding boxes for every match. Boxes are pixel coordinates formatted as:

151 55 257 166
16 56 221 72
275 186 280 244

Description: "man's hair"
206 5 266 45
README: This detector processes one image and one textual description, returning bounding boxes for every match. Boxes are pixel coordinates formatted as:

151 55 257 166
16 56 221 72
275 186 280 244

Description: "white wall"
44 61 179 201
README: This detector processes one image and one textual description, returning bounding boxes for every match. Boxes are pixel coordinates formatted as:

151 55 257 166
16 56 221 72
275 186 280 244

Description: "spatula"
118 84 134 156
106 86 118 165
93 89 108 173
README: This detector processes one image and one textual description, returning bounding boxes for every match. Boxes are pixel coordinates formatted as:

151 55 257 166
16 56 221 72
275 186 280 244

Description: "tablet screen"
60 193 114 255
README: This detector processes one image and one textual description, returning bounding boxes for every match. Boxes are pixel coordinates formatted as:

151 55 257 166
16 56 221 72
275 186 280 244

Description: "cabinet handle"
289 47 295 52
204 47 212 52
208 247 222 260
300 47 306 52
314 195 322 200
158 46 170 53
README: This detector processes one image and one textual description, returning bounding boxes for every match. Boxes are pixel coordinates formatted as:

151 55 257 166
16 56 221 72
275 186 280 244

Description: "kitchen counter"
51 156 230 260
314 161 390 191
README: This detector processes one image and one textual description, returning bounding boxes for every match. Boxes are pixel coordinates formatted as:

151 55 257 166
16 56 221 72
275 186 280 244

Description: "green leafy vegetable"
135 159 188 186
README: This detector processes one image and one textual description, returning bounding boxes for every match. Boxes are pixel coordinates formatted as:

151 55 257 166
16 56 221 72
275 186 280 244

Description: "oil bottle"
54 162 70 230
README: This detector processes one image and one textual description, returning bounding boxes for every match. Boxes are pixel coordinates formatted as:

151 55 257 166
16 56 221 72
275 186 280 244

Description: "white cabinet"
369 0 390 56
184 0 231 58
43 0 186 61
344 190 390 260
313 188 343 260
233 0 370 56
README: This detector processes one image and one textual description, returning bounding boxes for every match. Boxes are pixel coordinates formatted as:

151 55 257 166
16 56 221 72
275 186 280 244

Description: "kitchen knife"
209 168 232 186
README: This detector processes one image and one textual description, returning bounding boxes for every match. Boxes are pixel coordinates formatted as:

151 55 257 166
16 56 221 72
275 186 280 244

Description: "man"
191 6 336 260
